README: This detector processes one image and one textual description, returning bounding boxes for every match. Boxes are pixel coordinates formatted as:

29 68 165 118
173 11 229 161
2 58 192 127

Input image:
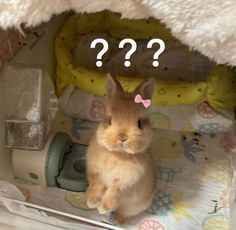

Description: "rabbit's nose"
118 133 128 142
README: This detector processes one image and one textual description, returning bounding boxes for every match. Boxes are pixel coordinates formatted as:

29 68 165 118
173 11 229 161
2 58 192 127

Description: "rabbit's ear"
134 78 155 99
106 73 124 97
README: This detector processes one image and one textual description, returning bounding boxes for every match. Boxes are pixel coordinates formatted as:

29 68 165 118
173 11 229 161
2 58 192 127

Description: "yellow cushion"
55 13 236 110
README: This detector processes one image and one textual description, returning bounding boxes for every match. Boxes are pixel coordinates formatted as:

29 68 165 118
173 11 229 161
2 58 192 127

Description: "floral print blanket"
13 121 236 230
125 129 235 230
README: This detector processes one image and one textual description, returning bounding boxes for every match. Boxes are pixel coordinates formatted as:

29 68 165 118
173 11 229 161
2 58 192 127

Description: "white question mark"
147 38 165 67
118 38 137 67
90 38 109 67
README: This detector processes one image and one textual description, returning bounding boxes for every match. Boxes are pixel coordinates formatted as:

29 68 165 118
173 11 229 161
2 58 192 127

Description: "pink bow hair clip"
134 94 151 108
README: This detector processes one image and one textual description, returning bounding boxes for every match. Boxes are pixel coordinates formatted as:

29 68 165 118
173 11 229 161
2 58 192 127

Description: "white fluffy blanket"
1 0 236 66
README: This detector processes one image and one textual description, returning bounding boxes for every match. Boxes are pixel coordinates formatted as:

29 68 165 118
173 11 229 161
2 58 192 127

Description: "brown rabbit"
86 74 156 224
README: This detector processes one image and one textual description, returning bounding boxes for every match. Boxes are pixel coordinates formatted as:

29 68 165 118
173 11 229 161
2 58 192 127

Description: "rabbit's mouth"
97 131 151 154
105 142 135 154
119 142 125 148
101 140 146 154
114 142 141 154
114 142 129 153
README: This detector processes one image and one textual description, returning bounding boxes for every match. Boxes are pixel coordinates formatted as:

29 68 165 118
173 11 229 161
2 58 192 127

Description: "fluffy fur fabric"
0 0 236 66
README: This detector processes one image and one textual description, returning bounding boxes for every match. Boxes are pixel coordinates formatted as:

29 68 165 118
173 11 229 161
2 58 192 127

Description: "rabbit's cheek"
128 133 152 153
127 140 142 153
96 130 116 151
106 133 121 149
123 135 139 151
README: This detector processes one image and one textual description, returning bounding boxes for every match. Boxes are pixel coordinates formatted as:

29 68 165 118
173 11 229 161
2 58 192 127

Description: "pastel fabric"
12 127 235 230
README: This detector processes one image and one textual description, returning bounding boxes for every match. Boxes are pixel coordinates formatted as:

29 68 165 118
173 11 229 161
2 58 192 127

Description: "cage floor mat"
11 127 236 230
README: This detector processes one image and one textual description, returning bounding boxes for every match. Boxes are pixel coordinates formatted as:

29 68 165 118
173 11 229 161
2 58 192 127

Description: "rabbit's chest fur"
101 150 146 187
87 138 147 187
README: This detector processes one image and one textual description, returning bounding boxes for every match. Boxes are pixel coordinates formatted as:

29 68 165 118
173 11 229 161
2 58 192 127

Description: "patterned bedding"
10 116 236 230
126 129 235 230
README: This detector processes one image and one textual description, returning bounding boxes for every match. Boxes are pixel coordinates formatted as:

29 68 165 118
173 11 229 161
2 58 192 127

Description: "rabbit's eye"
138 117 149 129
107 116 112 125
138 119 143 129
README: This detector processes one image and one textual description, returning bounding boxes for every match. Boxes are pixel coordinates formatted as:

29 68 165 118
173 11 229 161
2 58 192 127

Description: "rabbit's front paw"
87 197 101 209
98 198 117 214
86 190 102 208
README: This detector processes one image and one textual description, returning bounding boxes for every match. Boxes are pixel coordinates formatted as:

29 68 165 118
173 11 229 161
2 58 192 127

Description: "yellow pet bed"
55 12 236 110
